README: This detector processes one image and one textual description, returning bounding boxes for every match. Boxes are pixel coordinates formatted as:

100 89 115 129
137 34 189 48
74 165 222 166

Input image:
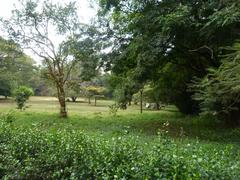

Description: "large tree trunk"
57 85 67 118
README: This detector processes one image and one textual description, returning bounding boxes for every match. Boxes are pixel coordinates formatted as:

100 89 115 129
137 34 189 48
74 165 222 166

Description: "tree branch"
189 45 214 60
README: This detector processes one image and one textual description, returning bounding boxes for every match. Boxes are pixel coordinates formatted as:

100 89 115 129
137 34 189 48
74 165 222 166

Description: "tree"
133 85 163 110
14 86 34 110
0 37 36 97
2 0 82 117
109 75 143 109
191 42 240 126
0 37 20 97
98 0 240 114
66 80 81 102
0 77 12 98
82 85 106 105
65 34 102 102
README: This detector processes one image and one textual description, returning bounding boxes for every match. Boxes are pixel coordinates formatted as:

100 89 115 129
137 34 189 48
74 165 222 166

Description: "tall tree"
66 29 103 102
2 0 82 117
98 0 240 114
0 37 36 97
191 42 240 126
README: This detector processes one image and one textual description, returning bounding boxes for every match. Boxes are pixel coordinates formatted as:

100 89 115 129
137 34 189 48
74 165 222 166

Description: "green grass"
0 96 115 114
1 96 240 178
1 96 240 144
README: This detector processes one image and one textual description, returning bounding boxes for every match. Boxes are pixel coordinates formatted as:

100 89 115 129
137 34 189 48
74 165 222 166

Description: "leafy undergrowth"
0 113 240 179
7 109 240 144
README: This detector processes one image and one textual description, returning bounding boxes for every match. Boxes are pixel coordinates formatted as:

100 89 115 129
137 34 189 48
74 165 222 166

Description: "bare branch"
32 15 58 59
189 45 214 59
64 60 77 83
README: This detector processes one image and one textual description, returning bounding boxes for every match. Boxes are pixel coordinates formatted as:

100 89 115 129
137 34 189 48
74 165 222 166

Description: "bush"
108 104 119 116
191 42 240 125
0 115 239 179
14 86 34 110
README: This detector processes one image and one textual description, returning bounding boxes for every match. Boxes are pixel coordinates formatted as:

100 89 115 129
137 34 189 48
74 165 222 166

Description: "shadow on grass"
131 113 240 144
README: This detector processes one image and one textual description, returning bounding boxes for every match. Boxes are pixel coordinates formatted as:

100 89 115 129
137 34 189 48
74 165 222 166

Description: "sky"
0 0 97 23
0 0 98 64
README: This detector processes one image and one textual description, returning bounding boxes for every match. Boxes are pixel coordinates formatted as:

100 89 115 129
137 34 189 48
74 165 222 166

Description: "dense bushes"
14 86 34 110
191 42 240 125
0 115 239 179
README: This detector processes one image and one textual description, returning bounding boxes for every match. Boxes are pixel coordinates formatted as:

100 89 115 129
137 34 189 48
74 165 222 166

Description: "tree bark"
140 89 143 114
88 96 91 104
156 103 160 110
57 85 67 118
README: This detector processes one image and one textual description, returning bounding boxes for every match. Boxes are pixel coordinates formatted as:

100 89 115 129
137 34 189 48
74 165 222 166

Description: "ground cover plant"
0 112 240 179
1 97 240 143
0 98 240 179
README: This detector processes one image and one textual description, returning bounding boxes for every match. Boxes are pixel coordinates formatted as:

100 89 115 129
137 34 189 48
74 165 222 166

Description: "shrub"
0 116 239 179
108 104 119 116
190 42 240 125
14 86 34 110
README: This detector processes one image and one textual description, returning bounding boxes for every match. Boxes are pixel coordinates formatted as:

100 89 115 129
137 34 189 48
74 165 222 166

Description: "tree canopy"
191 42 240 125
1 0 89 117
98 0 240 114
0 37 36 97
0 0 240 124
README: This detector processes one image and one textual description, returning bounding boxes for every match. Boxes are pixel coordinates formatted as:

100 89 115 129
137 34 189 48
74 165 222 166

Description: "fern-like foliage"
190 42 240 123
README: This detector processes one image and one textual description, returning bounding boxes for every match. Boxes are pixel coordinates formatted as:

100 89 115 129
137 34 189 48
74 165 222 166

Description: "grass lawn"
1 96 240 178
0 96 116 114
0 96 239 144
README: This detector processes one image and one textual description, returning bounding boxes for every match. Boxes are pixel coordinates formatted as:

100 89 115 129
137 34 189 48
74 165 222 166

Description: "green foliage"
0 114 239 179
0 77 12 97
73 38 101 81
84 86 107 95
1 0 86 117
0 37 37 97
65 33 104 102
108 75 143 109
98 0 240 114
191 42 240 124
133 85 162 105
108 103 119 116
113 87 127 109
83 85 107 100
14 86 34 110
66 81 81 102
0 110 16 124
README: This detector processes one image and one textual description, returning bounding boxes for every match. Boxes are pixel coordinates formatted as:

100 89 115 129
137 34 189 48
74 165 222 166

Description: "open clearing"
1 96 240 144
1 97 240 178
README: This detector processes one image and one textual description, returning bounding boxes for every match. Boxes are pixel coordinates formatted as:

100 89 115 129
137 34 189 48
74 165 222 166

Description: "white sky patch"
0 0 98 65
